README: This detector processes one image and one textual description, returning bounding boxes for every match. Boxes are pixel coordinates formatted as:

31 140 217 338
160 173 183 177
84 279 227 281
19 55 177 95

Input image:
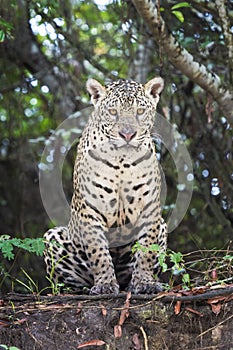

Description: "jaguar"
44 76 167 294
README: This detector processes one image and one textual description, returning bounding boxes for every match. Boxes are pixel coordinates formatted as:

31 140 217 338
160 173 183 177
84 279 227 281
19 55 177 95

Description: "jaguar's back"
44 77 167 294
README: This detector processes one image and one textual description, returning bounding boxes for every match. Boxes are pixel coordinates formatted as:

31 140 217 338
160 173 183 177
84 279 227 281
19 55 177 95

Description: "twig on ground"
140 326 149 350
197 314 233 338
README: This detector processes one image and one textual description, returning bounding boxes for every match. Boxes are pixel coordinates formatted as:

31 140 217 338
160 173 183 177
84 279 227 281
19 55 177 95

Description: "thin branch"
197 313 233 338
140 326 149 350
131 0 233 122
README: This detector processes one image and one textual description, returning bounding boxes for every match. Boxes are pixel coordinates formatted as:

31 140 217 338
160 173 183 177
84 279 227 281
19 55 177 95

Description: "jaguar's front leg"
74 217 119 295
129 218 167 294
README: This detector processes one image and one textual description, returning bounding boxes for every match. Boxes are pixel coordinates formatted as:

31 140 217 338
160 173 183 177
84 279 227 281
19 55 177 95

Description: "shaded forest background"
0 0 233 293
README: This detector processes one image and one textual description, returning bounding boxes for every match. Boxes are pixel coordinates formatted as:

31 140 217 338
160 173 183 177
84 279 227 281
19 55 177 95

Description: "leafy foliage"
133 242 233 289
0 17 13 42
0 235 45 260
161 2 192 23
132 242 190 288
0 346 20 350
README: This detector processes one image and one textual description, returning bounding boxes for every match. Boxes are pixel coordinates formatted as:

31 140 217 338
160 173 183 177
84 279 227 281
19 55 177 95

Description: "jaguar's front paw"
128 280 163 294
90 282 120 295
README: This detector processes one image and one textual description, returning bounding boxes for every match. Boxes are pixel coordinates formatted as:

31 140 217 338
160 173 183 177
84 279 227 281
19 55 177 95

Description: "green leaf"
149 244 161 253
0 241 15 260
0 236 45 260
0 235 11 242
158 252 168 272
171 2 192 10
0 30 5 42
169 251 183 264
30 238 45 256
161 262 168 272
172 10 184 23
132 241 142 253
182 273 190 285
223 255 233 261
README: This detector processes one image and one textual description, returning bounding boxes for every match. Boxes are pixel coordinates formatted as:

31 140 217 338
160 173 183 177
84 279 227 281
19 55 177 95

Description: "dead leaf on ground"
100 303 107 317
209 303 222 315
132 332 141 350
206 293 233 315
77 302 82 314
185 307 204 317
119 291 131 326
210 269 218 281
0 319 10 327
14 318 27 325
174 300 182 315
184 287 207 295
207 294 233 304
114 324 122 338
77 339 106 348
0 317 27 328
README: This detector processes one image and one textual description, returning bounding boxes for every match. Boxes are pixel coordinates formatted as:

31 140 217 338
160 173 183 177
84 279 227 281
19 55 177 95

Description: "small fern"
0 235 45 260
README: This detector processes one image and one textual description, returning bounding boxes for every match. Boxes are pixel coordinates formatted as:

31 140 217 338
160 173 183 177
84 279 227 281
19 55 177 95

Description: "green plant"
44 243 70 295
14 267 69 296
0 235 46 292
0 345 21 350
160 2 192 23
45 278 66 295
0 235 45 260
0 235 72 295
132 242 191 288
0 17 14 42
16 269 43 295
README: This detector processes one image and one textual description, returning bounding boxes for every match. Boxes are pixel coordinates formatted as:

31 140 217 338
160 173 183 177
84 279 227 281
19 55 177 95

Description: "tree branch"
131 0 233 122
4 286 233 303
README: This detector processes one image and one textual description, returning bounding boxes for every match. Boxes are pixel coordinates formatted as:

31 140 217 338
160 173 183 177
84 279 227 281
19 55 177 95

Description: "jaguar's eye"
108 108 117 116
137 108 145 115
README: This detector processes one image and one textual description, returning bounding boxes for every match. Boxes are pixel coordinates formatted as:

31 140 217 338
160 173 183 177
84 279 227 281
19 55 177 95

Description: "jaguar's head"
86 77 164 148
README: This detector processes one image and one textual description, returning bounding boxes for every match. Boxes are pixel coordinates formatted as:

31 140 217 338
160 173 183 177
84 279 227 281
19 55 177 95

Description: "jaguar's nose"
119 130 137 142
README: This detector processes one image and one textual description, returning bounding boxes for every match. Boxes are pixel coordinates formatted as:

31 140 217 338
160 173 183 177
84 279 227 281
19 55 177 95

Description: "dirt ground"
0 288 233 350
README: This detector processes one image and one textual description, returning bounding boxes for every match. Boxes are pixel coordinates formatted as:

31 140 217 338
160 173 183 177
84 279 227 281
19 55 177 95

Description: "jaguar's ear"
144 77 164 102
86 79 106 105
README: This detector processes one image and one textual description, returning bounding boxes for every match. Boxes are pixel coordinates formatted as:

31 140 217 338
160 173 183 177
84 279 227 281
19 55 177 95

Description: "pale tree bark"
131 0 233 123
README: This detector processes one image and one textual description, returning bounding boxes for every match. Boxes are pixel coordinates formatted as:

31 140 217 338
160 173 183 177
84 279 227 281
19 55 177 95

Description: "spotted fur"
44 77 167 294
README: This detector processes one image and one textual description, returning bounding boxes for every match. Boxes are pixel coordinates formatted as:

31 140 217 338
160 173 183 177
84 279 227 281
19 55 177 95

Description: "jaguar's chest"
76 134 160 229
